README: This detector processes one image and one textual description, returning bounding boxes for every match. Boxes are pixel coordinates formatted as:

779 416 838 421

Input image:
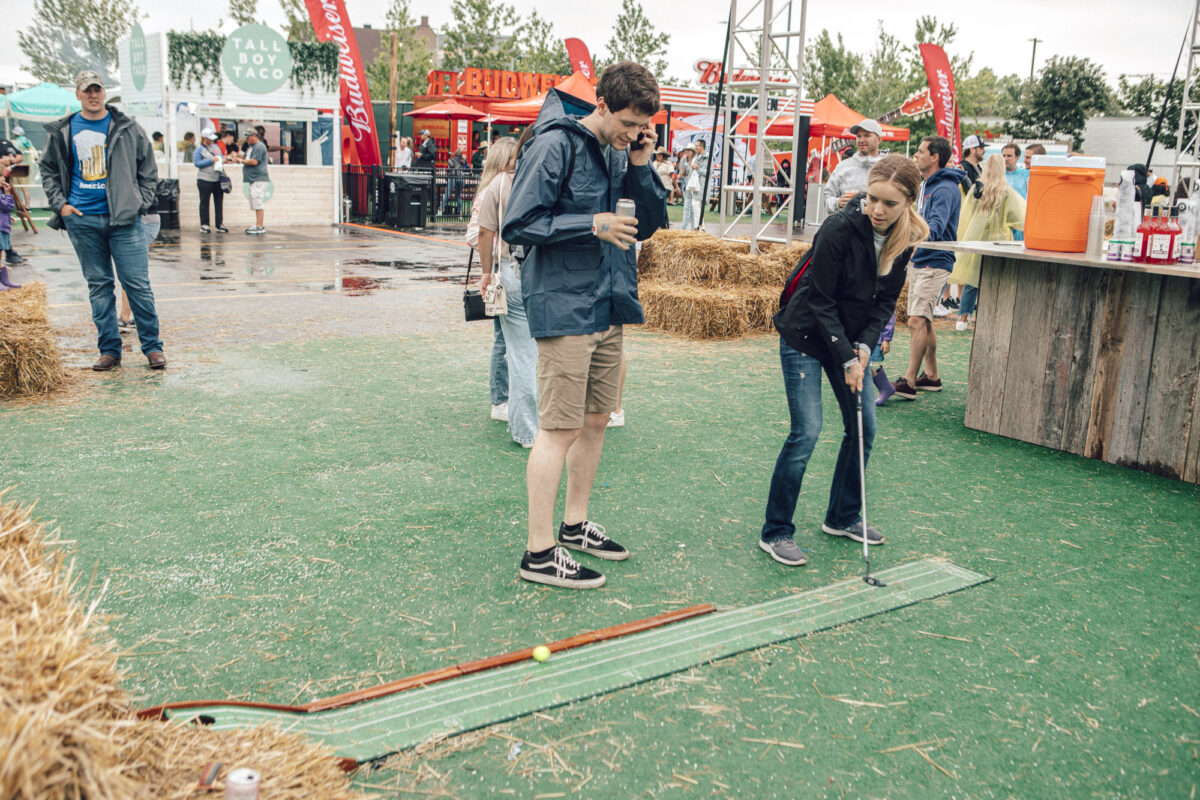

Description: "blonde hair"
867 154 930 275
977 154 1008 214
479 137 518 193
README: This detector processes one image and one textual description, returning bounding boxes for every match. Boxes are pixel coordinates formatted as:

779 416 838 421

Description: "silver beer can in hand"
615 198 636 220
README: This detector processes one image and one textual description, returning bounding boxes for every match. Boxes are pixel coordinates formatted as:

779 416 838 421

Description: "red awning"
488 71 597 119
403 99 487 119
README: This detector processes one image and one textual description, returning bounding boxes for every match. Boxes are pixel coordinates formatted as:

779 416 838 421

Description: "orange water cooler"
1023 156 1106 253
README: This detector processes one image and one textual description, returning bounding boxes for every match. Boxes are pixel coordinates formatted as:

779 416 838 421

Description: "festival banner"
564 38 594 79
304 0 381 166
918 44 960 164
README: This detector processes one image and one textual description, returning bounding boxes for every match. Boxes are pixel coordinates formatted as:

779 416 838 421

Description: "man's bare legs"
526 412 609 552
904 315 938 384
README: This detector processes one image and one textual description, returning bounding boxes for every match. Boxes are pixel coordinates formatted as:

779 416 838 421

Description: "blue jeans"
490 317 508 406
762 338 876 542
496 259 538 445
64 214 162 357
959 284 978 317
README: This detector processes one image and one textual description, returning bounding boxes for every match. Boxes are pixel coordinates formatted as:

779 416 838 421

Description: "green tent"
5 83 82 122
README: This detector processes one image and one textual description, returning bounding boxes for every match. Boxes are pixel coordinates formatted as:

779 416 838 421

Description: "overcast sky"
1 0 1191 88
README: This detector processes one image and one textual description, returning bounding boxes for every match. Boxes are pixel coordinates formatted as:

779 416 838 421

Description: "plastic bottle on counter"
1134 207 1152 263
1109 169 1137 262
1178 201 1197 265
1086 195 1106 257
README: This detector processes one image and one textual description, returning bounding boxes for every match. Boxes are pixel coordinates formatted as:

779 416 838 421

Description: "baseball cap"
75 70 104 91
849 118 883 137
963 135 984 150
201 128 217 141
12 126 23 135
420 128 431 136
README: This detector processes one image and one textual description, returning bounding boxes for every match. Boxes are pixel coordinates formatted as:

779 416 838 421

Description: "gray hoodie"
41 105 158 230
822 151 883 214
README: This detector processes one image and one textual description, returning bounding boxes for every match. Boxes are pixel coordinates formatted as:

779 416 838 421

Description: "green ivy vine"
167 31 224 93
289 41 340 92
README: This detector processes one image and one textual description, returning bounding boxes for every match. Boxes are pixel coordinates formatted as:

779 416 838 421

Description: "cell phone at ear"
629 133 647 151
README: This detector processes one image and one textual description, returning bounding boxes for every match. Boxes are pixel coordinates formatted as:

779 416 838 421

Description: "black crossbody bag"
463 248 492 321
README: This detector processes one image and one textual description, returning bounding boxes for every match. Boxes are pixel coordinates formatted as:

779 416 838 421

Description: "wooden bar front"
921 242 1200 484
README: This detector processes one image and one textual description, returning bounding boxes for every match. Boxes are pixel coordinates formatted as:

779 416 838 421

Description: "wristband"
591 219 598 237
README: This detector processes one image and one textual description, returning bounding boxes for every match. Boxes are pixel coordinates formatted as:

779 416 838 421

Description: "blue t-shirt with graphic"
69 112 110 214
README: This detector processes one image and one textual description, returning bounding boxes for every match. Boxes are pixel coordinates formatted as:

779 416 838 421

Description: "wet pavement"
8 223 475 368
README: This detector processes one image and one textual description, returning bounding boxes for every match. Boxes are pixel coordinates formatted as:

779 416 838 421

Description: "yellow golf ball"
532 646 551 663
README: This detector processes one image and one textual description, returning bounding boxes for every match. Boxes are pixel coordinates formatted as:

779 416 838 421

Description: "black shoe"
520 547 606 589
6 255 27 265
558 521 629 561
200 225 211 233
944 297 959 309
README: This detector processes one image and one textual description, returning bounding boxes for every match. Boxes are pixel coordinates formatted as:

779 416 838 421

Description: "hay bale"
638 230 811 288
0 283 65 398
0 493 367 800
894 280 909 325
640 281 750 339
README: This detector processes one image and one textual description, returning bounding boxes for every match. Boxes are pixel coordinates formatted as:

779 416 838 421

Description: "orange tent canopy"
734 93 910 141
489 71 597 119
403 98 487 119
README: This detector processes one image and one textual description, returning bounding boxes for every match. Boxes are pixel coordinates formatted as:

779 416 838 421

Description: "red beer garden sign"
426 68 567 99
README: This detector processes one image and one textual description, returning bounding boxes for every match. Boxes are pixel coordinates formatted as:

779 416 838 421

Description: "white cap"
849 118 883 137
962 135 984 150
12 126 23 135
201 128 217 141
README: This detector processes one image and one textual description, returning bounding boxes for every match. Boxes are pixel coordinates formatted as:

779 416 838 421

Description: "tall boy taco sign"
222 24 293 94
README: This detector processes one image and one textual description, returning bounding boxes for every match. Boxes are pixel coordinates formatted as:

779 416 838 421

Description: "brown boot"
146 351 167 370
92 354 121 371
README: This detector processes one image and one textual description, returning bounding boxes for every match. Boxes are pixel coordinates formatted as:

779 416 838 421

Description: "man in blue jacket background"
892 135 962 400
503 61 668 589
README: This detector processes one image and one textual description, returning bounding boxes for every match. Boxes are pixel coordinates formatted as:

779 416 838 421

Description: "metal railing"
341 165 481 227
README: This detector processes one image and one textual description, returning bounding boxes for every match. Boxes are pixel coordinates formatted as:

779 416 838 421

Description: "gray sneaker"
821 520 884 545
759 538 807 566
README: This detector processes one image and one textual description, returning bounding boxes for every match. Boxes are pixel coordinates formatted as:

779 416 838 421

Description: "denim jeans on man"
496 259 538 445
64 214 162 358
762 337 876 542
490 317 509 407
959 284 979 317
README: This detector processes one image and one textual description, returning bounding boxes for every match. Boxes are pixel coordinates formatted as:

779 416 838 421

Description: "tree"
228 0 257 26
364 0 433 107
514 11 570 75
281 0 314 42
803 30 862 102
1007 56 1111 148
597 0 670 79
441 0 521 72
958 67 1025 120
1118 73 1197 153
17 0 139 86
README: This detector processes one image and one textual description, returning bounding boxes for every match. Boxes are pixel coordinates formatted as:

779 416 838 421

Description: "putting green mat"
166 558 990 762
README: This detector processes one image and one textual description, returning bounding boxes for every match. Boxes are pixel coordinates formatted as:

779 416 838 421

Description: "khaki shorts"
907 266 951 320
248 180 270 210
536 325 623 429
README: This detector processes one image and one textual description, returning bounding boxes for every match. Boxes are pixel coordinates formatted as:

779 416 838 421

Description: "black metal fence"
342 165 482 228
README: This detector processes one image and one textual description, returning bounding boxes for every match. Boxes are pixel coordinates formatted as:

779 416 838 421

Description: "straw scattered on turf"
0 491 369 800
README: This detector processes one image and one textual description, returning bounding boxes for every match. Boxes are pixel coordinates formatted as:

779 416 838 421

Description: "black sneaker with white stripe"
519 546 606 589
557 521 629 561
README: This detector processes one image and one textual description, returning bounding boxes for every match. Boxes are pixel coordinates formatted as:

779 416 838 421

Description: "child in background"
871 313 895 406
0 172 20 289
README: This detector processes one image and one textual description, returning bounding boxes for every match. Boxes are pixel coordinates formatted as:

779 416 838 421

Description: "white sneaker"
490 402 508 422
933 304 951 318
607 409 625 428
955 320 969 331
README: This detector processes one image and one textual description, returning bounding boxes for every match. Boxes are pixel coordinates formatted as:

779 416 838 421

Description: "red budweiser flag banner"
918 44 960 164
304 0 382 166
564 38 594 80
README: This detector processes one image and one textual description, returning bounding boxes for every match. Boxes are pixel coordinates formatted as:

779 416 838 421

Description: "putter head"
863 575 887 587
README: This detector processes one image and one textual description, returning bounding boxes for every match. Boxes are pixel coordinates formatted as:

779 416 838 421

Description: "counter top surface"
919 239 1200 280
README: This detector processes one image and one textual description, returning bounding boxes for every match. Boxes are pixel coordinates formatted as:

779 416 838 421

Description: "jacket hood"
926 167 967 189
532 88 597 137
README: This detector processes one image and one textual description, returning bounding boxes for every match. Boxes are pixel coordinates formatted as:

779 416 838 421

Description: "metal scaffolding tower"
711 0 807 251
1171 0 1200 196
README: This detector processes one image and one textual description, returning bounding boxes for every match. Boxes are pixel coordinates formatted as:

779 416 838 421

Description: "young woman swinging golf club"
760 155 929 569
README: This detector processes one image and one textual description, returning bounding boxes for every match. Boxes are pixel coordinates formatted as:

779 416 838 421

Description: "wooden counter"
921 241 1200 484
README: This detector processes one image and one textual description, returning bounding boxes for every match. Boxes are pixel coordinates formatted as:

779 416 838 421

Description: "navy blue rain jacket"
501 89 668 338
911 167 965 271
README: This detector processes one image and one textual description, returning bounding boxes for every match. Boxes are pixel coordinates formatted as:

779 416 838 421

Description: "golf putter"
857 389 886 587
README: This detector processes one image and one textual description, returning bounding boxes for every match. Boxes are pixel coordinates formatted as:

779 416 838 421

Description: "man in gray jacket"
822 118 884 215
41 70 164 370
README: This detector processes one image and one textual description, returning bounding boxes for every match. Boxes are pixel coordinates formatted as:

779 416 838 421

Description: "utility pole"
388 31 399 169
1028 38 1041 86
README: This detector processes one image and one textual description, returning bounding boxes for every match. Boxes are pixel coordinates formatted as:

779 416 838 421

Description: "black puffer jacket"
774 193 912 369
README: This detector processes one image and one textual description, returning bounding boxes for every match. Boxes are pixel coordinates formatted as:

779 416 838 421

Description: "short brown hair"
596 61 660 116
921 135 952 169
1002 143 1021 158
1024 143 1046 155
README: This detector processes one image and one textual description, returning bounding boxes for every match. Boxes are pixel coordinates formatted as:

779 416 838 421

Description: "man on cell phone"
502 61 668 590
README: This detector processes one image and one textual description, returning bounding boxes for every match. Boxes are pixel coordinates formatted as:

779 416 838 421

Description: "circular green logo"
129 22 147 91
222 24 292 94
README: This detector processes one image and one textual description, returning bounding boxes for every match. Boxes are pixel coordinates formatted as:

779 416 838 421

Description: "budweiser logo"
694 59 791 87
307 0 380 164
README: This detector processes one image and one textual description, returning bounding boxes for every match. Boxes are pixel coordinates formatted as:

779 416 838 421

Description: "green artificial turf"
2 326 1197 798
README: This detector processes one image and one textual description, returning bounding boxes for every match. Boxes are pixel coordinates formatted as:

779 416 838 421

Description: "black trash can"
155 179 180 230
386 172 431 228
